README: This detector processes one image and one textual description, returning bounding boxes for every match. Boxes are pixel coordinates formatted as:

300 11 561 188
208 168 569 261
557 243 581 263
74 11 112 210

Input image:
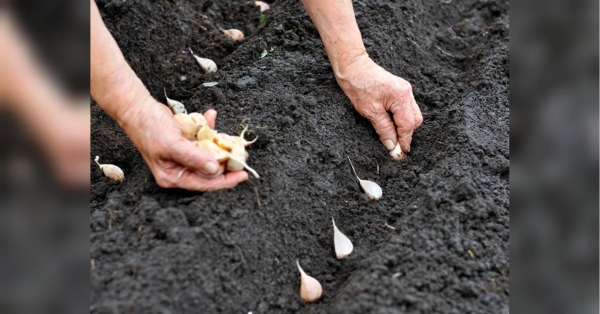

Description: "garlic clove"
347 156 382 200
174 113 200 140
164 88 187 114
196 124 218 141
332 218 353 259
228 154 259 178
195 140 230 162
226 145 247 171
189 48 218 73
296 260 322 303
359 179 382 200
254 0 270 12
187 112 208 127
222 29 245 41
94 156 124 182
389 143 406 161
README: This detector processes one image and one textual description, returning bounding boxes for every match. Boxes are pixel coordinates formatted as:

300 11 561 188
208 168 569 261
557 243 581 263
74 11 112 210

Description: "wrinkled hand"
121 100 248 191
335 54 423 159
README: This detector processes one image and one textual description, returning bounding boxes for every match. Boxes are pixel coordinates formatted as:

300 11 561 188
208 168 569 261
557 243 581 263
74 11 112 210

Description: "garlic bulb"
222 29 245 41
332 218 353 259
163 88 187 114
296 260 322 303
254 0 270 12
347 157 382 200
94 156 124 182
389 143 406 161
189 48 218 73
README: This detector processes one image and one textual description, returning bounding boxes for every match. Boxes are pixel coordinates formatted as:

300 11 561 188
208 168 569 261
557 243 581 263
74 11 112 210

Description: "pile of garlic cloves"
172 111 259 178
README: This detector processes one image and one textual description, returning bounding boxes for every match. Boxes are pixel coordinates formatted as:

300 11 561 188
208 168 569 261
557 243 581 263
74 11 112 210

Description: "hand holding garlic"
115 98 249 191
174 109 260 179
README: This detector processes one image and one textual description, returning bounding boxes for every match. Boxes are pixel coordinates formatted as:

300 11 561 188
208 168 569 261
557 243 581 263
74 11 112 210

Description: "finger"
391 97 420 153
178 170 249 192
203 109 217 129
171 139 220 176
364 105 398 151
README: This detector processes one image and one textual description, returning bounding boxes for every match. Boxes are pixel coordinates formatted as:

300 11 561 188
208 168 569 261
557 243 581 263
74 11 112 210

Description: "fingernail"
205 161 218 174
383 139 395 151
406 145 411 153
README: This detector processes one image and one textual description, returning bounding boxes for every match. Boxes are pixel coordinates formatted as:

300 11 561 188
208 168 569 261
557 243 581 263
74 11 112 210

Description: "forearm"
90 0 154 129
300 0 367 76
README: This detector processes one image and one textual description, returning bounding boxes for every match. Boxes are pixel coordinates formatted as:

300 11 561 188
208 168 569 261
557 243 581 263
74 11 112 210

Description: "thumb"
366 106 399 151
171 139 220 176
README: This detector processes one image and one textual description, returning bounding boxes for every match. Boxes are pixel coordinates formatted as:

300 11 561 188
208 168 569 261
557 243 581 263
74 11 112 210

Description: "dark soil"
90 0 509 313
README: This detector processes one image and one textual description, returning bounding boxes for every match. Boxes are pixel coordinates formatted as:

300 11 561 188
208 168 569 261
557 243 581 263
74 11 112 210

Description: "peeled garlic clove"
164 88 187 114
189 48 218 73
174 113 200 140
94 156 124 182
347 156 382 200
222 29 245 41
227 145 247 171
254 0 270 12
296 260 322 303
228 154 260 178
389 143 406 161
332 218 353 259
196 140 230 162
187 112 208 127
359 180 382 200
196 124 217 141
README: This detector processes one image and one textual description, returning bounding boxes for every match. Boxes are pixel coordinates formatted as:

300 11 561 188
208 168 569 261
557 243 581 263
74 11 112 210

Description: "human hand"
335 54 423 159
120 100 248 191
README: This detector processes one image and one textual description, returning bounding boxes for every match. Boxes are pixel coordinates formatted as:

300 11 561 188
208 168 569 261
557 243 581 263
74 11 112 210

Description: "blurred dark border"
511 0 599 313
0 0 89 313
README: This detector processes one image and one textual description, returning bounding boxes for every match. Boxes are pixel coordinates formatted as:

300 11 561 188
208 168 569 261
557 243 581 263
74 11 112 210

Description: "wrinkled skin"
336 54 423 154
121 102 248 192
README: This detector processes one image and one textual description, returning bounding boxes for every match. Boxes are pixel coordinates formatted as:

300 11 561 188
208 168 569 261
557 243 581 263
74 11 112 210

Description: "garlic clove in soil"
94 156 124 182
222 29 245 41
332 218 353 259
296 260 322 303
347 156 382 200
254 0 270 12
189 48 218 73
389 143 406 161
164 87 187 114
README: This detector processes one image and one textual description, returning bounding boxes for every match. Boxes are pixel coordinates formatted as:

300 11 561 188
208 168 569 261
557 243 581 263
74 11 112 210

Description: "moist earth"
90 0 509 313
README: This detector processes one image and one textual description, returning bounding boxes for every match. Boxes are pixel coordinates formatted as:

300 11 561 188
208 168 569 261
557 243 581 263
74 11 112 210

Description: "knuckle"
155 172 173 188
391 80 412 96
